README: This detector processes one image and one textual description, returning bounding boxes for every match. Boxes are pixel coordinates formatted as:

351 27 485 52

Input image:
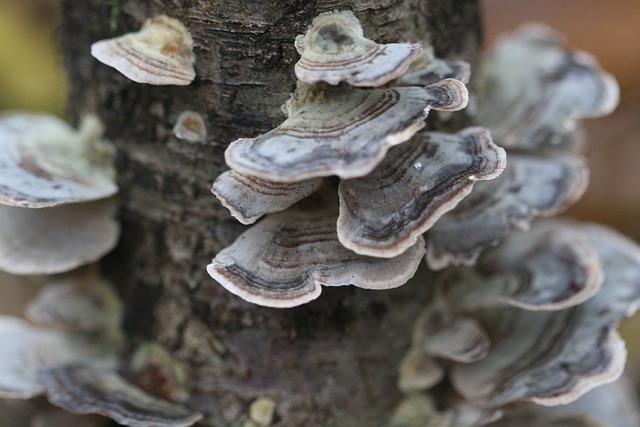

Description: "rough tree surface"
61 1 481 425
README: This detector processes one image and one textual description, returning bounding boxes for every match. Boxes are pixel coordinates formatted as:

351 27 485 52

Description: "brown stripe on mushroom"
449 220 640 407
207 207 425 308
91 15 195 86
211 169 323 224
0 199 120 275
225 79 468 183
0 114 117 208
440 221 603 311
294 11 422 87
0 316 115 399
40 358 203 427
337 127 505 258
476 23 619 151
426 153 589 270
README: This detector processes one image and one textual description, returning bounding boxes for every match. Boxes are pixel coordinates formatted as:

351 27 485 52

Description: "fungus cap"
294 11 422 87
207 207 425 308
426 153 589 269
212 170 322 224
91 15 195 86
0 199 120 275
477 23 619 150
337 127 505 258
40 359 203 427
0 113 116 208
25 273 122 333
0 316 108 399
225 79 468 182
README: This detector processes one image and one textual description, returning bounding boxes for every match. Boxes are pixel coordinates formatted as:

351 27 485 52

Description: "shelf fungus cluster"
0 113 119 275
209 11 506 307
425 24 619 269
0 269 203 427
392 24 640 427
397 219 640 426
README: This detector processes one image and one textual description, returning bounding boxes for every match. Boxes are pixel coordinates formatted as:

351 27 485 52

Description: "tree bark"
60 1 481 425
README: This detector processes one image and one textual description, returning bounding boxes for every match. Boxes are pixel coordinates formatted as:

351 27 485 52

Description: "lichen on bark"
60 1 481 424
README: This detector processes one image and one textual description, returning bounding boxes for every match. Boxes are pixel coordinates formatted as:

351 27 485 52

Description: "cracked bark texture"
61 1 481 425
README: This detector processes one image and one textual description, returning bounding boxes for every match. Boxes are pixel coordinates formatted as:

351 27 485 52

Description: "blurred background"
0 0 638 364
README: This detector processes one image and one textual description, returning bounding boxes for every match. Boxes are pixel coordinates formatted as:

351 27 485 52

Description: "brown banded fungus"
211 170 323 225
225 79 468 182
0 113 116 208
91 15 196 86
476 24 619 151
337 127 505 258
209 11 505 307
426 150 589 269
448 220 640 407
439 220 603 311
400 218 640 410
40 358 203 427
423 23 619 269
208 206 425 308
294 11 422 87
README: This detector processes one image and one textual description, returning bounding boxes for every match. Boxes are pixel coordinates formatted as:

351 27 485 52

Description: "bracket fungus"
208 206 425 308
0 199 119 275
40 358 203 427
422 23 619 269
439 220 603 311
0 316 115 399
447 220 640 407
25 273 123 334
225 79 468 182
0 113 116 208
211 170 323 225
0 113 120 275
91 15 196 86
337 127 505 258
426 145 590 269
294 11 422 87
209 11 510 307
476 24 619 151
399 218 640 414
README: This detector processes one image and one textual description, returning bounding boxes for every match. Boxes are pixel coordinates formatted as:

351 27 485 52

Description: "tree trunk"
60 1 481 425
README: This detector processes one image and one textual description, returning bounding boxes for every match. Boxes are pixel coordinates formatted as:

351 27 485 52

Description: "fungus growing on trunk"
91 15 196 86
294 11 422 87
